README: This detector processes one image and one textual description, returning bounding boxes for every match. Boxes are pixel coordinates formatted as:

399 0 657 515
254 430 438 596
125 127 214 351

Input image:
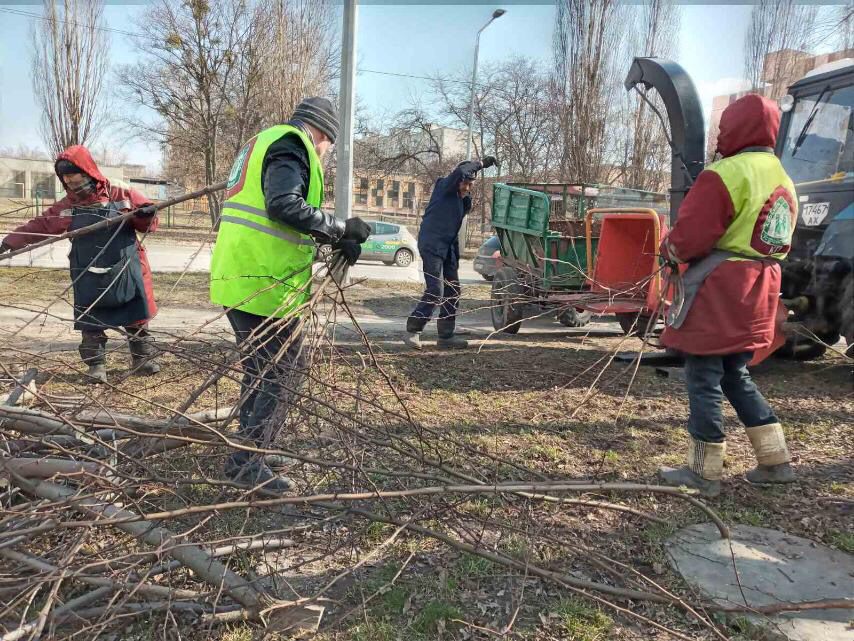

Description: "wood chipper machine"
489 57 704 339
568 56 853 361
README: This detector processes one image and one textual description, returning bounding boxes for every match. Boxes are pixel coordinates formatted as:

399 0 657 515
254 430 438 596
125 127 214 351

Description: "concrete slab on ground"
666 523 854 641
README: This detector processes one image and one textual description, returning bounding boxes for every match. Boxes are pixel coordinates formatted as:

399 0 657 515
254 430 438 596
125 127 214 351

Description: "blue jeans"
684 352 778 443
406 250 460 338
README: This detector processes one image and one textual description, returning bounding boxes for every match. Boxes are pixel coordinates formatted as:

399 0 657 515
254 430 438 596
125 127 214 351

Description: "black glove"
134 204 157 219
481 155 497 169
343 217 371 243
0 242 12 255
332 239 362 266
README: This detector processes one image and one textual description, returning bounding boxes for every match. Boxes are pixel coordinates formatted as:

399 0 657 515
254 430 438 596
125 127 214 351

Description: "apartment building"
708 47 854 154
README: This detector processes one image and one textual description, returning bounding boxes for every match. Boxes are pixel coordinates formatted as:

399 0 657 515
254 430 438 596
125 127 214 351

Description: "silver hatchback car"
318 220 418 267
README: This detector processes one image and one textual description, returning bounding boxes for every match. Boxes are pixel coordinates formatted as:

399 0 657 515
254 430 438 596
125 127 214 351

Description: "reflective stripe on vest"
210 124 323 318
219 203 315 246
706 151 798 260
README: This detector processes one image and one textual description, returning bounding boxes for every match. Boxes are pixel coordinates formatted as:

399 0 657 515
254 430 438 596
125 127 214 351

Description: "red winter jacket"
4 145 159 323
660 95 790 356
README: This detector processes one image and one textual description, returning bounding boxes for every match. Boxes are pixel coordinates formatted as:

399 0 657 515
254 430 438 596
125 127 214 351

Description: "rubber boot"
225 452 293 493
131 357 161 376
404 332 422 350
745 423 795 484
85 363 108 384
746 463 796 484
658 467 721 498
264 453 297 469
79 331 107 384
658 438 725 498
437 335 468 349
128 329 161 376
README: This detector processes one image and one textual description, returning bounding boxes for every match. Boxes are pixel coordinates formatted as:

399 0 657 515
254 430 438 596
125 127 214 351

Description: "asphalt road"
4 239 483 284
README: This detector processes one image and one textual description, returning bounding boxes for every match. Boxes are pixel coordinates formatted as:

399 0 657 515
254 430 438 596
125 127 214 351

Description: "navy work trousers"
406 250 460 338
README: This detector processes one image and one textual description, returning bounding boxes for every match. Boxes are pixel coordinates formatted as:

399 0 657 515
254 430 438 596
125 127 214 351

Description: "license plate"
801 202 830 227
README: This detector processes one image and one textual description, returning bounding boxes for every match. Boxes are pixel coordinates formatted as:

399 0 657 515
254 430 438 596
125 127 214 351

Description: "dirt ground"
0 268 851 641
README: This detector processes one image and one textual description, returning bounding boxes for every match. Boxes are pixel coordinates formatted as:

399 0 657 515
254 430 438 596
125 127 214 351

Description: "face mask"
69 178 96 198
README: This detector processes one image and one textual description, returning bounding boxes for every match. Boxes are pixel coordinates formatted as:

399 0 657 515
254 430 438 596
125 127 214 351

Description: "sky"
0 2 785 173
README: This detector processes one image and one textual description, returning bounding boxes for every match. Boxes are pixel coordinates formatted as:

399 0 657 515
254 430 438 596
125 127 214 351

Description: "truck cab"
776 58 854 357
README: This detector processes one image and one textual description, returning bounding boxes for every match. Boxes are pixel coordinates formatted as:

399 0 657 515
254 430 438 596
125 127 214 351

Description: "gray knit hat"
292 97 339 144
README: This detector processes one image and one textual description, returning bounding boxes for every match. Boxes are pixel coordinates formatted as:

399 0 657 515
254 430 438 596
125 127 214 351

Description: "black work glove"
332 239 362 266
134 204 157 219
343 217 371 243
0 242 12 255
481 155 497 169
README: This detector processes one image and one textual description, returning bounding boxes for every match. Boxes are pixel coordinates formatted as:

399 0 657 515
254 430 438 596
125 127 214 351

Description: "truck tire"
557 308 591 327
616 312 655 337
775 333 837 361
491 267 525 334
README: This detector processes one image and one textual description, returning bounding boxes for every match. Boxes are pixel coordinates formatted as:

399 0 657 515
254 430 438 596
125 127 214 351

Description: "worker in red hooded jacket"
0 145 160 383
657 94 798 497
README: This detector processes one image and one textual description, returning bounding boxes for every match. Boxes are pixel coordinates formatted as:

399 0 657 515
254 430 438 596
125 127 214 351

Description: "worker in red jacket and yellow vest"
657 94 798 498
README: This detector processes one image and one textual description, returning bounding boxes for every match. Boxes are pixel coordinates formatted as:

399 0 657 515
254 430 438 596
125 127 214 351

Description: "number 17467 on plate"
801 202 830 227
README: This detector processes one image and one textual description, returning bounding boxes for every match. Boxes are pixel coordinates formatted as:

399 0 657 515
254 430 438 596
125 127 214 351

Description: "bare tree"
260 0 339 125
834 3 853 50
119 0 338 224
355 105 454 183
552 0 627 183
618 0 681 192
119 0 256 225
744 0 819 95
0 145 51 160
31 0 109 156
435 57 561 183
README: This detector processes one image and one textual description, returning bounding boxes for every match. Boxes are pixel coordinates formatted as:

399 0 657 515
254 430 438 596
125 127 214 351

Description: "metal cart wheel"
556 308 591 328
491 266 525 334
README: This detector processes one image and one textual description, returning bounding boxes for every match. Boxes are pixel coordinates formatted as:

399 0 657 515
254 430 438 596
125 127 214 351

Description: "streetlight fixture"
465 8 505 161
461 8 505 254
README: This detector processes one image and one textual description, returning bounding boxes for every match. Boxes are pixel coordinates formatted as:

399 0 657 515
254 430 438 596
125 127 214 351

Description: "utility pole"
335 0 358 226
460 8 505 255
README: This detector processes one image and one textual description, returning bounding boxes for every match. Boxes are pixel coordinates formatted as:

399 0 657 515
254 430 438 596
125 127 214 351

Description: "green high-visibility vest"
706 151 798 260
210 124 323 317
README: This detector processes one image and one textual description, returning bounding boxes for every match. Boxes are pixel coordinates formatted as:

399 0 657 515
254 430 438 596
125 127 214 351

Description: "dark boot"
127 327 160 376
658 466 721 498
437 335 468 349
746 463 796 484
79 331 107 383
225 452 293 493
264 453 297 469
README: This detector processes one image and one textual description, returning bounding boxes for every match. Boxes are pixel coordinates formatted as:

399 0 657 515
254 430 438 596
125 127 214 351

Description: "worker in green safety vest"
210 97 371 492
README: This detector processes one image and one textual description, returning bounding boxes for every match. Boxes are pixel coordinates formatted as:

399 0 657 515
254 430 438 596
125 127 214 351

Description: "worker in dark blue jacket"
405 156 496 349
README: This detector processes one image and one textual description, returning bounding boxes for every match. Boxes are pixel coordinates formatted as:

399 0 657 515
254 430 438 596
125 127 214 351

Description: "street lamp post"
461 8 504 254
464 8 505 162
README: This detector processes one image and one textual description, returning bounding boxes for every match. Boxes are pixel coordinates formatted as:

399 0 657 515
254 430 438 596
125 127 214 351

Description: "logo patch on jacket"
760 196 793 247
752 186 796 256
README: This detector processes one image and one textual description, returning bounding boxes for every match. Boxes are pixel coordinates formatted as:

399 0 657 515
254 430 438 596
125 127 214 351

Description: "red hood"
716 94 781 158
55 145 109 202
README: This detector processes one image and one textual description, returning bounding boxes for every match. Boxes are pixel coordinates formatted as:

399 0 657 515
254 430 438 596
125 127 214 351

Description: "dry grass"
0 266 851 641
